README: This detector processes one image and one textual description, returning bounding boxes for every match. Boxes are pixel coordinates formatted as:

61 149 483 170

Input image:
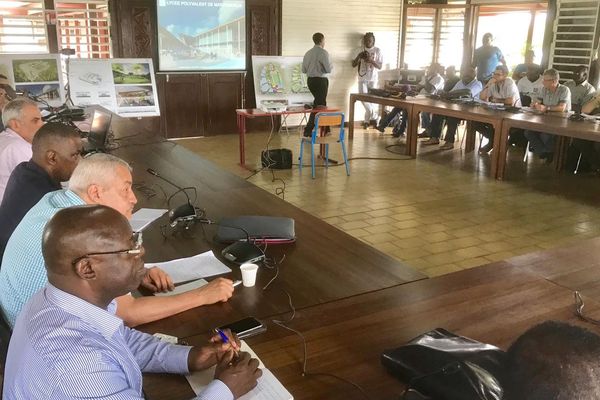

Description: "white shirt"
0 128 32 202
517 76 544 98
355 46 383 82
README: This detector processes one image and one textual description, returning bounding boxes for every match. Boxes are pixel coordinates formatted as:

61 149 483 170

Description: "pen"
215 328 239 356
233 280 242 287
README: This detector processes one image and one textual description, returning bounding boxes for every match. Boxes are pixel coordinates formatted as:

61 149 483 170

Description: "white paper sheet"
186 341 292 400
145 251 231 284
130 208 168 232
153 279 207 297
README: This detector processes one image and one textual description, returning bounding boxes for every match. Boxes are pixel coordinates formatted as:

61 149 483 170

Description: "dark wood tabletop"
143 261 600 400
110 140 425 339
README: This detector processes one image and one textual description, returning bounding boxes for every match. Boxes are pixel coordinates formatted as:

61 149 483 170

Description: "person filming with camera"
352 32 383 128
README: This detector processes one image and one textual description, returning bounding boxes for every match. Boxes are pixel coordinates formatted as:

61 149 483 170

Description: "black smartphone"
219 317 266 339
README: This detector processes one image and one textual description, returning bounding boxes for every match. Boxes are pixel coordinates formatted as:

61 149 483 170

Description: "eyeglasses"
71 232 143 266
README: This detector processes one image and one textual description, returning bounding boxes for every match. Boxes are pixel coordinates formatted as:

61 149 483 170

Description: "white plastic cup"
240 263 259 287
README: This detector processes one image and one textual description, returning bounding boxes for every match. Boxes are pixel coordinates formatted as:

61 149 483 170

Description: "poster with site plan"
251 56 314 110
69 58 160 118
0 54 65 107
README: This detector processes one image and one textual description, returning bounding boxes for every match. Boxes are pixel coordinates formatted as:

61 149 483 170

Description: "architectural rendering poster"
0 54 65 107
69 58 160 117
251 56 313 109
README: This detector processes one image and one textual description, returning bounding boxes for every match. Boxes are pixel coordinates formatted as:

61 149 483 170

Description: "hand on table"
215 351 262 399
188 329 241 371
195 278 234 305
140 267 174 292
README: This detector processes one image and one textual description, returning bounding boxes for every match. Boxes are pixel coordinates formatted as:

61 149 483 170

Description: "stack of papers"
186 341 293 400
145 251 232 284
130 208 168 232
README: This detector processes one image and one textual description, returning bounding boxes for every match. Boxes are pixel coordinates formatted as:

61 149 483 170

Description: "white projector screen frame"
157 0 246 72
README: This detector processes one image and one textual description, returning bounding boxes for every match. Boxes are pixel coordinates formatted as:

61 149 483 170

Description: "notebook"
185 341 293 400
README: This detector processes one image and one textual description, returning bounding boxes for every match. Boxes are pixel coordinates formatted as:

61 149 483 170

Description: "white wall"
282 0 402 122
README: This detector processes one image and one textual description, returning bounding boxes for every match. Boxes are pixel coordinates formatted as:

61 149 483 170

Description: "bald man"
0 122 83 260
3 205 261 399
0 153 234 327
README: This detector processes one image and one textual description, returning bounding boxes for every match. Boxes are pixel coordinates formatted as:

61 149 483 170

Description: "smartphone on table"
219 317 266 339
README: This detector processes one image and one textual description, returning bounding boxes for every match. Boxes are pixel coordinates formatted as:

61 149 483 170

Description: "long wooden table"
496 111 600 180
142 261 600 400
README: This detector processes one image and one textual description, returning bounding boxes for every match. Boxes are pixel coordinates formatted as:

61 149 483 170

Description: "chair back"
313 112 346 142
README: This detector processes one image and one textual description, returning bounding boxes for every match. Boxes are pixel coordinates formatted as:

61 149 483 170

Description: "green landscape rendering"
112 63 152 84
13 59 59 83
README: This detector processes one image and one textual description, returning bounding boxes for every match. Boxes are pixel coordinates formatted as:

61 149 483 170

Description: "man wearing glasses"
4 205 261 399
474 65 520 154
0 153 235 327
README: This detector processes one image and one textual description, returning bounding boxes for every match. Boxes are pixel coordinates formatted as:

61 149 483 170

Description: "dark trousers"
472 122 494 142
429 115 461 142
304 77 329 135
377 107 408 136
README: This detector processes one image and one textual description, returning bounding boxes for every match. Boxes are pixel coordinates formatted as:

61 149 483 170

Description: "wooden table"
235 107 340 169
406 98 512 179
496 112 600 180
348 93 416 146
143 261 600 400
112 141 425 340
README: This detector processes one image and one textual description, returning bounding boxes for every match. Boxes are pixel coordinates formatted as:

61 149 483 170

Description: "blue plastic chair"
299 112 350 179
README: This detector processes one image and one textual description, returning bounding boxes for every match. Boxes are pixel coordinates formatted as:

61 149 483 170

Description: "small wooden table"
496 112 600 180
235 107 339 169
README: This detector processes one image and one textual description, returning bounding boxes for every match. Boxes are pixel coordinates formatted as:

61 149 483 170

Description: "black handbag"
261 148 292 169
381 328 505 400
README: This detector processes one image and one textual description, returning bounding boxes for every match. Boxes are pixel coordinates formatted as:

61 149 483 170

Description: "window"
55 1 111 58
402 6 465 70
0 0 111 58
0 1 48 53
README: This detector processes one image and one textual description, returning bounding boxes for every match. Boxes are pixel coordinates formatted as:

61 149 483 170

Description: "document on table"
130 208 168 232
186 341 293 400
153 279 207 297
145 251 231 284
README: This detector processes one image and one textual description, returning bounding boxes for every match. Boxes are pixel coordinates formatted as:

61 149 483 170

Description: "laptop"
84 109 112 153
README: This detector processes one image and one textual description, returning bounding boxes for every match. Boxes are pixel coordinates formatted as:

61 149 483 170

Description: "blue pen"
216 328 239 356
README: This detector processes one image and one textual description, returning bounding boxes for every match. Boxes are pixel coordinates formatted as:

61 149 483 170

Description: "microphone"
199 218 265 264
146 168 198 228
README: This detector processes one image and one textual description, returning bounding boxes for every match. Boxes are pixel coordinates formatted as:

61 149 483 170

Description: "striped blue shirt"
3 284 233 400
0 189 84 326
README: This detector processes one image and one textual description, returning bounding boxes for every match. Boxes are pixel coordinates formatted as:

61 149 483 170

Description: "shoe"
440 142 454 150
479 143 493 154
423 138 439 145
417 131 430 139
361 121 369 129
376 125 385 134
369 119 378 128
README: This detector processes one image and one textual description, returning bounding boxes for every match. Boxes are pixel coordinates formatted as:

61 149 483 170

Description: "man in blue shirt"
0 153 235 327
0 122 83 261
424 66 483 149
3 205 261 399
473 33 506 83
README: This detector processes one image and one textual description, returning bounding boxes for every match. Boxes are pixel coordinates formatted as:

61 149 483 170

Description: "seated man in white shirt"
517 65 543 106
0 98 44 201
3 204 261 399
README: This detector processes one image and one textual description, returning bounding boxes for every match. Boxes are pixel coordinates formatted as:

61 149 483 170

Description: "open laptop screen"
86 110 112 151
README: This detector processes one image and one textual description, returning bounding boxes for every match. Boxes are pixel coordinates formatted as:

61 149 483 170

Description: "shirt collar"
45 283 122 340
2 127 27 143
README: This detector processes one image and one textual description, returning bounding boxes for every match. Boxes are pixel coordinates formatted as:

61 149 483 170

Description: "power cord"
260 249 370 399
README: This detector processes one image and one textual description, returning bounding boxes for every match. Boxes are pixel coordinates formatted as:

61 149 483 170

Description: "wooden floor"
177 127 600 278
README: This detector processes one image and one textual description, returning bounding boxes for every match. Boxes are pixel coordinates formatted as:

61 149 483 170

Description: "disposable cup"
240 263 259 287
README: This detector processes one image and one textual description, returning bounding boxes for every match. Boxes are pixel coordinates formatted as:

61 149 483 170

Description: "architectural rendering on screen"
157 0 246 71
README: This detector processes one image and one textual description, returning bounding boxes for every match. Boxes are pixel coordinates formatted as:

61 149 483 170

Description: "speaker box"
261 148 292 169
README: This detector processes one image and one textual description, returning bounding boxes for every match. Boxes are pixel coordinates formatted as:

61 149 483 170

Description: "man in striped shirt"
3 205 260 399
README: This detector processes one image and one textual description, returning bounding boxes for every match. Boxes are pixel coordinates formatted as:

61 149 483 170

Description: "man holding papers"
0 153 235 327
3 205 261 399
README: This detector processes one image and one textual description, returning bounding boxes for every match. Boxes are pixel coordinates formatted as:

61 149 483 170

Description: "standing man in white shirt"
352 32 383 129
302 32 334 137
0 98 44 201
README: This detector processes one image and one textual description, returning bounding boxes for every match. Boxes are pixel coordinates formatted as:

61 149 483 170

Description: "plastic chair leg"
325 144 329 170
299 141 304 173
310 144 316 179
341 140 350 176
